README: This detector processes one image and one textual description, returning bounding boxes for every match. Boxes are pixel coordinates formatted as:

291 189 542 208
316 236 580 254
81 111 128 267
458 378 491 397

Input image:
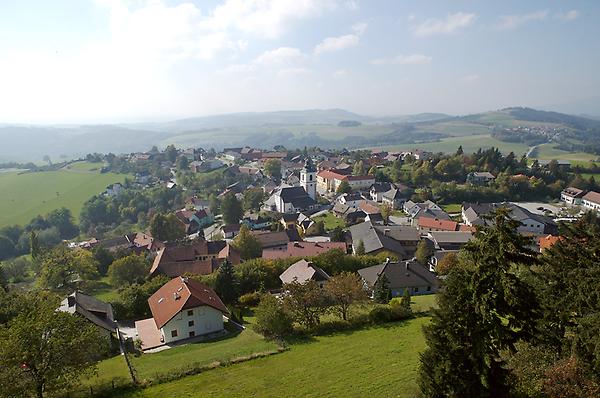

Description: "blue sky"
0 0 598 123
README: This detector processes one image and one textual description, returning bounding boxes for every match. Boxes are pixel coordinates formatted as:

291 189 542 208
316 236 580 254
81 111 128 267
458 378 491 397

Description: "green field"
0 166 127 228
532 143 598 162
312 212 345 230
374 134 530 156
414 120 491 137
117 317 430 398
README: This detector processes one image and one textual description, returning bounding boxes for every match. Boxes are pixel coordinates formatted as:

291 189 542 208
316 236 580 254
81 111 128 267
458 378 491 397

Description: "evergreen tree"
355 239 365 255
419 208 540 397
221 192 243 225
336 180 351 194
456 145 464 156
415 239 432 265
214 260 238 305
30 230 41 261
400 288 411 312
231 224 262 260
373 274 392 304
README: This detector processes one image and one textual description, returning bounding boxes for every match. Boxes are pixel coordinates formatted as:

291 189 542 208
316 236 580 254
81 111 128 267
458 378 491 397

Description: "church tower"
301 158 317 200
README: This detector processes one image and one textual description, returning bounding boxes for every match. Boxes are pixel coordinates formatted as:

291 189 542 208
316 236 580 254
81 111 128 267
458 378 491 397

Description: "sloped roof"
263 241 346 260
583 191 600 205
148 277 228 329
349 221 419 257
58 292 116 332
150 240 239 276
358 260 438 290
279 259 330 284
418 217 458 231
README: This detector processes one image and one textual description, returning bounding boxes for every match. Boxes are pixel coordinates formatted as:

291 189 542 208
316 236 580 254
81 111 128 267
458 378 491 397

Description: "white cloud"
253 47 306 65
462 74 480 82
277 67 311 78
496 10 548 30
412 12 476 37
371 54 432 65
333 69 348 79
314 22 367 55
558 10 579 22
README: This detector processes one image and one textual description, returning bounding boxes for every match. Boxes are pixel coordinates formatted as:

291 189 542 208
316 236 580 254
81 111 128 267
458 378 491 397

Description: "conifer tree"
373 274 392 304
214 260 239 305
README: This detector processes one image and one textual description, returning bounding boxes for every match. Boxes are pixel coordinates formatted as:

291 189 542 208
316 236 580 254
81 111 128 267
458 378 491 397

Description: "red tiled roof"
539 235 562 251
148 277 228 329
262 241 346 260
583 191 600 205
342 175 376 182
317 169 347 180
417 217 458 231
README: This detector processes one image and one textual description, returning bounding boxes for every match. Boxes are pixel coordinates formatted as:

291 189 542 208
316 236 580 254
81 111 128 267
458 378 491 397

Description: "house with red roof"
416 217 459 232
262 241 347 260
135 277 228 350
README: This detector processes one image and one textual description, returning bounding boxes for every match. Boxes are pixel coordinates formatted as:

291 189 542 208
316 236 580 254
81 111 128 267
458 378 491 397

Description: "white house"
145 277 228 345
561 187 585 205
583 191 600 212
105 183 123 197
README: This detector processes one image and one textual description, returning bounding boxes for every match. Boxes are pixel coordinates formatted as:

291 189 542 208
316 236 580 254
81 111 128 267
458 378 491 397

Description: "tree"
353 160 365 175
373 274 392 304
254 294 293 339
0 235 15 261
231 225 262 260
176 155 189 171
543 357 600 398
336 180 351 194
435 251 459 275
242 188 264 212
331 226 345 242
150 213 185 242
37 247 99 292
355 239 365 255
165 144 178 163
209 193 220 215
221 192 243 225
415 240 432 266
325 272 368 320
0 292 108 398
263 159 282 180
283 280 329 330
108 254 148 287
214 260 238 305
380 203 392 225
419 208 541 397
46 207 78 239
456 145 464 156
92 246 114 276
30 231 41 261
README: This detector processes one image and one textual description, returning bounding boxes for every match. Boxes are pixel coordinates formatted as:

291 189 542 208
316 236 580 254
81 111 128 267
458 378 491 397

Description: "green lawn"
88 276 121 303
373 134 530 156
65 161 106 172
116 317 430 398
532 143 598 162
441 203 462 213
83 327 279 393
0 169 127 228
312 212 345 230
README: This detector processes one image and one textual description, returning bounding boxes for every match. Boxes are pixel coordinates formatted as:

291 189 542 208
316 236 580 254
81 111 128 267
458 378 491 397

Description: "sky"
0 0 598 123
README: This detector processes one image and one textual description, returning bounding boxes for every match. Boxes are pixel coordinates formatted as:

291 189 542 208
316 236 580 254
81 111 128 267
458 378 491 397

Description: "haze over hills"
0 107 598 163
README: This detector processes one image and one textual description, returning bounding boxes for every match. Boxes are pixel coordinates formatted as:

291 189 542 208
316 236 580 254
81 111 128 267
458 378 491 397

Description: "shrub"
369 306 394 323
254 294 293 339
239 291 261 307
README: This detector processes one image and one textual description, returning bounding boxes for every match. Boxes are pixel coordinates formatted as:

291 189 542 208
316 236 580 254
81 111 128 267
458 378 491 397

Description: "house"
381 185 410 210
263 241 347 260
358 259 439 297
279 259 330 287
316 169 375 193
343 175 377 191
138 277 228 349
417 217 458 232
337 192 363 208
427 231 473 251
461 202 558 235
405 201 450 224
539 235 562 252
251 229 302 251
332 203 366 225
242 214 272 230
467 172 496 185
402 150 432 161
266 186 317 213
190 159 224 173
129 232 165 254
561 187 585 205
105 183 123 197
370 182 395 202
221 224 241 239
149 240 241 277
348 221 420 258
174 209 212 235
186 196 211 213
538 159 571 171
58 292 116 338
582 191 600 212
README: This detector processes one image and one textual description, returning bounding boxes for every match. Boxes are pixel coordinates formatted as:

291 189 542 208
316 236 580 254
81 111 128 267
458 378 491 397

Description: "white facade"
516 218 546 235
160 305 224 344
583 199 600 212
300 168 317 200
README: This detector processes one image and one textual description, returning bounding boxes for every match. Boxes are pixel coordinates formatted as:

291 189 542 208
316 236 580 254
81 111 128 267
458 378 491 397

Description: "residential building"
381 185 410 210
139 277 228 348
105 183 123 197
149 240 241 277
337 192 363 208
251 229 301 251
461 202 558 234
561 187 585 205
348 221 420 258
467 171 496 185
263 241 347 260
358 259 439 297
427 231 473 251
583 191 600 211
58 292 116 338
370 182 395 202
316 169 375 193
417 217 458 232
279 259 330 287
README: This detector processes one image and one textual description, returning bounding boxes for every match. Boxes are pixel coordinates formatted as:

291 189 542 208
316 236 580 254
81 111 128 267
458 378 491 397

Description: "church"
266 159 318 214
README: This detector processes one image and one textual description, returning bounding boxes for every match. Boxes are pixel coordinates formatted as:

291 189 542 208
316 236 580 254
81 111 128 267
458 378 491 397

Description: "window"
413 287 419 293
188 320 194 327
310 175 313 181
189 331 195 337
427 286 431 291
171 330 178 338
187 310 193 316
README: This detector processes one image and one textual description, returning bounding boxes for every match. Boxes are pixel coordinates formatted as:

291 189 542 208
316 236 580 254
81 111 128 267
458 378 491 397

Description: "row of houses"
561 186 600 211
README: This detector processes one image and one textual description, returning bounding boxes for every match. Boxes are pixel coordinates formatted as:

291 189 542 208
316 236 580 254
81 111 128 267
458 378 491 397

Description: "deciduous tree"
325 272 368 320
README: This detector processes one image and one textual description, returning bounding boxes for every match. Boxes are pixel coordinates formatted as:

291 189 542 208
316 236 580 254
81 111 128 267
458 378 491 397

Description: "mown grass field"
532 143 598 162
116 316 430 398
374 134 530 156
0 166 127 228
312 212 345 230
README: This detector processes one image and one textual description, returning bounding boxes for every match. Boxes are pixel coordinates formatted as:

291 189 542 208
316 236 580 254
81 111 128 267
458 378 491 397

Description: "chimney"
173 292 180 300
385 257 390 265
384 229 390 236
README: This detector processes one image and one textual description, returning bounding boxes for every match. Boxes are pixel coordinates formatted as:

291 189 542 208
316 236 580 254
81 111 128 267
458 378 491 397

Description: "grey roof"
280 259 330 284
462 202 556 227
382 187 407 201
470 171 495 178
58 292 116 332
413 208 451 221
278 186 316 209
358 260 439 290
349 221 419 257
370 182 394 193
429 231 473 245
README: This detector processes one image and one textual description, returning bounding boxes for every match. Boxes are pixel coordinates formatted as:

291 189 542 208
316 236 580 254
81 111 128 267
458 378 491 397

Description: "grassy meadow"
116 317 430 398
0 164 127 228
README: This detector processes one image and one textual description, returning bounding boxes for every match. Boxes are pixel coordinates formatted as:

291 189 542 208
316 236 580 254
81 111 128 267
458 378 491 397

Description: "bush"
254 294 293 339
239 291 261 307
368 304 413 324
